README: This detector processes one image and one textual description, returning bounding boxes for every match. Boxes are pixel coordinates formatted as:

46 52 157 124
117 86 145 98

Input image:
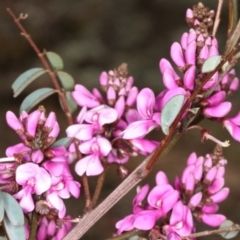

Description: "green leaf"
59 91 78 114
51 137 72 148
161 94 185 135
2 192 24 226
46 51 64 70
0 191 4 222
57 71 75 90
202 55 222 73
12 68 46 97
3 215 25 240
20 87 55 113
219 220 239 239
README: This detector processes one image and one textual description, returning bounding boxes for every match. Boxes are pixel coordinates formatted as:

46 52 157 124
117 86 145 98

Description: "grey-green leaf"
219 220 239 239
12 68 46 97
51 137 72 148
202 55 222 73
0 191 4 222
57 71 75 91
3 215 25 240
20 87 55 113
46 51 64 70
161 94 185 135
2 192 24 226
59 91 78 114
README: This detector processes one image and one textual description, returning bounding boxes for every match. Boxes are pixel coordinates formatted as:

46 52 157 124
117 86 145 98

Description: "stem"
183 225 240 239
6 8 72 124
29 211 38 240
92 166 109 208
212 0 223 37
225 20 240 55
105 230 144 240
227 0 238 37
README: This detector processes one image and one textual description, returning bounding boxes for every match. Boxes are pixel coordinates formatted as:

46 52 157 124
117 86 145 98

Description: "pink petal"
125 76 134 92
130 139 158 153
72 84 99 108
99 71 108 86
16 163 38 185
97 137 112 156
137 88 155 119
201 204 219 214
223 120 240 142
114 96 125 119
201 214 226 227
155 171 169 185
189 192 202 208
6 111 23 131
199 45 209 59
76 106 87 124
183 66 196 90
99 106 118 125
134 210 160 230
66 124 95 141
44 112 56 129
185 41 196 65
204 102 232 118
210 187 229 203
107 86 116 101
187 152 197 165
126 87 138 107
35 167 51 194
204 166 217 183
31 149 44 163
206 91 226 106
208 177 225 194
163 69 179 89
5 143 30 157
26 110 41 136
122 120 158 139
180 32 188 50
116 215 135 235
19 188 34 212
170 42 185 68
85 155 104 176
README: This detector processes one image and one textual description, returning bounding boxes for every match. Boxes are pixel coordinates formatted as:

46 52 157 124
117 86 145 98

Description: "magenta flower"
14 163 51 212
122 88 160 139
167 201 194 236
223 111 240 142
75 136 112 176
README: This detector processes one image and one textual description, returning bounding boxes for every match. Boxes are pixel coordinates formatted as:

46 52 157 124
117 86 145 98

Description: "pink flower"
75 137 112 176
72 84 101 108
122 88 160 139
14 163 51 212
167 201 194 236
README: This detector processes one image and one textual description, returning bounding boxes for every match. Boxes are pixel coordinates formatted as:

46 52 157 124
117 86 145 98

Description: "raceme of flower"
2 1 240 240
116 146 229 238
3 108 80 239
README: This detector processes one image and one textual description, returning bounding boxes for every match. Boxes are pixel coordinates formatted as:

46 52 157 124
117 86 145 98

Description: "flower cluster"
66 64 160 176
116 146 229 239
3 107 80 238
158 3 239 139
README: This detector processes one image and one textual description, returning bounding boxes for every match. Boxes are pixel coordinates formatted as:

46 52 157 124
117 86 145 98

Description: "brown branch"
92 166 109 208
104 230 144 240
212 0 224 37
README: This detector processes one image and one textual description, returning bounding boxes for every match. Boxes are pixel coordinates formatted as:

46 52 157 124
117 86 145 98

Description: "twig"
212 0 223 37
227 0 238 37
92 166 109 208
182 225 240 239
225 20 240 55
29 211 38 240
104 230 144 240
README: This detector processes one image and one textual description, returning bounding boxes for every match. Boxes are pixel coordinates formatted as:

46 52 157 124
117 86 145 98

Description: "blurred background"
0 0 240 239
